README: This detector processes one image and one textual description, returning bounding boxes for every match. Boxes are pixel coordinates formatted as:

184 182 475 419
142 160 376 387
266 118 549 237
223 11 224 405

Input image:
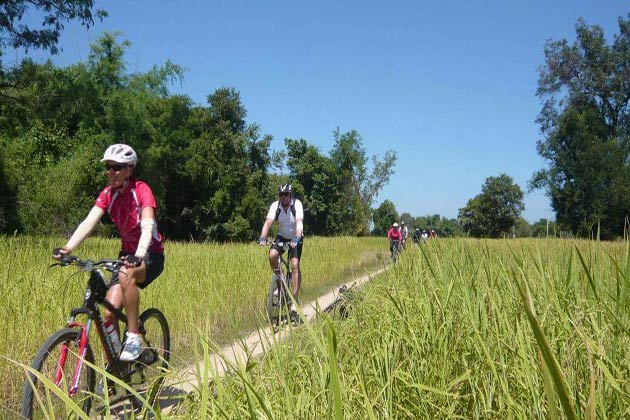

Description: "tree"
284 129 396 236
412 214 462 237
0 0 107 54
531 15 630 239
285 138 336 235
328 128 396 235
459 174 525 238
514 218 532 238
399 212 413 226
372 200 398 236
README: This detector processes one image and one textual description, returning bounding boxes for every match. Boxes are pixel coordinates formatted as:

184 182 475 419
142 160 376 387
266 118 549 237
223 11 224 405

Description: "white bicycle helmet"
101 144 138 165
393 222 399 227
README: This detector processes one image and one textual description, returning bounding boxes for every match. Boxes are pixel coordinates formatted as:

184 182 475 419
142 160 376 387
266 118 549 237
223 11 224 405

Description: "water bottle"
103 320 122 354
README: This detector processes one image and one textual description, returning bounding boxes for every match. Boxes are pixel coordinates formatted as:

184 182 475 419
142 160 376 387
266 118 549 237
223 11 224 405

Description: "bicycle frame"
267 241 294 326
60 267 129 395
273 244 291 283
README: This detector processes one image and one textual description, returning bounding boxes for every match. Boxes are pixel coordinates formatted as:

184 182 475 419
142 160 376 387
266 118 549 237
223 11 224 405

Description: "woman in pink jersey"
53 144 165 361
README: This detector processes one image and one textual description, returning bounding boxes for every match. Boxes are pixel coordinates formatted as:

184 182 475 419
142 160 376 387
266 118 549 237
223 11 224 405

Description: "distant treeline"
0 33 396 241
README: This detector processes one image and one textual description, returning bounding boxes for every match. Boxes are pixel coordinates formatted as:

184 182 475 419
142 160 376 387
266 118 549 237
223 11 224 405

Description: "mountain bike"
21 254 170 419
324 282 357 319
265 240 294 328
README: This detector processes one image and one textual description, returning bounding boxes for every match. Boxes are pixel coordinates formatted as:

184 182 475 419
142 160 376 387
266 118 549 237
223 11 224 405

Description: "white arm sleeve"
135 218 155 258
65 206 104 251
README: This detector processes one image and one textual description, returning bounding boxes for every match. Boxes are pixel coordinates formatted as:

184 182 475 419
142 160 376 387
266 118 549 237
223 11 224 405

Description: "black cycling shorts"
111 252 165 290
271 235 303 260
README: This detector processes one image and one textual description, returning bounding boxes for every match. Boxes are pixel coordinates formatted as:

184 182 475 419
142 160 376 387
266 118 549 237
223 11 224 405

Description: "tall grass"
0 235 387 417
178 238 629 418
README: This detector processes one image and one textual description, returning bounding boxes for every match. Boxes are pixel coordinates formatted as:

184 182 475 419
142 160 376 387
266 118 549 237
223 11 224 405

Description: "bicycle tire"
136 308 170 407
266 276 282 326
21 328 95 419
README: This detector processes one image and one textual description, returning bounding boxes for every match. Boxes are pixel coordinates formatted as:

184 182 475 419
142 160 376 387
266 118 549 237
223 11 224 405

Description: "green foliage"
532 15 630 239
514 218 532 238
285 129 396 237
459 174 525 238
411 214 463 237
372 200 398 235
0 1 107 54
0 33 395 240
531 218 558 238
0 144 20 231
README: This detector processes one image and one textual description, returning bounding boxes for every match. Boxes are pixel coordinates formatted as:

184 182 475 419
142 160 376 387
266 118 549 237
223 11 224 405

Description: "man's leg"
290 257 301 300
269 248 280 275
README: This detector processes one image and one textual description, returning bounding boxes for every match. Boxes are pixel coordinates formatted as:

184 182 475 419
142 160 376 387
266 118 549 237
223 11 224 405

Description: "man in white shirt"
259 184 304 324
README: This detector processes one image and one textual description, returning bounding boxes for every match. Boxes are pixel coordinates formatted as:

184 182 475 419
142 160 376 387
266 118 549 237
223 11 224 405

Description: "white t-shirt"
266 199 304 239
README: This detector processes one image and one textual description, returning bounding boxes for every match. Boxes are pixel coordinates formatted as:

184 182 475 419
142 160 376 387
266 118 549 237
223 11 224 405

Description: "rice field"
3 236 629 418
176 238 630 418
0 234 387 417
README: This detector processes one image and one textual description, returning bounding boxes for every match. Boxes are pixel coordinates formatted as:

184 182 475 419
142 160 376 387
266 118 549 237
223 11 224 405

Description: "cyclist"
401 221 409 248
413 227 422 244
53 144 165 361
387 222 403 258
258 184 304 325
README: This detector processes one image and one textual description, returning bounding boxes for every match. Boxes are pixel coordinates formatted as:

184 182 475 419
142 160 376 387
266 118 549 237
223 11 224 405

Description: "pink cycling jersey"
387 227 403 240
95 178 164 255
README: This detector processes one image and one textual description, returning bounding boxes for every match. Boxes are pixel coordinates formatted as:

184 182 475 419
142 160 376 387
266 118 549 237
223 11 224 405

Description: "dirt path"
156 266 387 413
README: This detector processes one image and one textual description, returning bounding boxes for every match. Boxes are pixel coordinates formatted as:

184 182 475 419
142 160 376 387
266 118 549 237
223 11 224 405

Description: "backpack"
275 199 296 221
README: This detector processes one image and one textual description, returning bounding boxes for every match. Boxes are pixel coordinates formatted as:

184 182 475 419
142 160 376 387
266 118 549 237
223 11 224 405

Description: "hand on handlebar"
290 236 301 248
258 237 268 246
52 247 70 260
122 254 143 268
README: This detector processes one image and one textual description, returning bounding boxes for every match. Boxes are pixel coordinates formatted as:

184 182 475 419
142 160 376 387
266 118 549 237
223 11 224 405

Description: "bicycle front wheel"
135 308 170 405
267 277 282 326
21 328 95 419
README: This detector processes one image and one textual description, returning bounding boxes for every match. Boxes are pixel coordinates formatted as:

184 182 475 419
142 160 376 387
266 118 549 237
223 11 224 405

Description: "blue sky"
9 1 630 222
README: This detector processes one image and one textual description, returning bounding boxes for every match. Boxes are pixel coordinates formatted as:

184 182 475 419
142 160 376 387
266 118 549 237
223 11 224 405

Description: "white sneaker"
119 333 142 361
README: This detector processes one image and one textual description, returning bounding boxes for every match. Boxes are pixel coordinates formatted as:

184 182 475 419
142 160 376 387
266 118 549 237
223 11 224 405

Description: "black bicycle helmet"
278 184 292 194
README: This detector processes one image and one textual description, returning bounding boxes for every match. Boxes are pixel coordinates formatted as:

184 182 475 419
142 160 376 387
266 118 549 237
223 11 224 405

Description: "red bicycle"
21 254 170 418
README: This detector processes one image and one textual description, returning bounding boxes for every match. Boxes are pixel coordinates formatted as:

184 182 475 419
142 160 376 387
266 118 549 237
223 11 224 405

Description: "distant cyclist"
413 227 421 244
259 184 304 325
387 222 403 258
401 221 409 248
53 144 165 361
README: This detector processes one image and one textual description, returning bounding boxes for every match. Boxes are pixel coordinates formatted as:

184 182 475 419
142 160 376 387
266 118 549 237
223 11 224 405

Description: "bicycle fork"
60 319 93 396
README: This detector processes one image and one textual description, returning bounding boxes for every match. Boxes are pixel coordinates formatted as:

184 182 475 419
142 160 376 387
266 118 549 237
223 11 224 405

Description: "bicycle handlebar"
271 240 291 250
52 255 125 273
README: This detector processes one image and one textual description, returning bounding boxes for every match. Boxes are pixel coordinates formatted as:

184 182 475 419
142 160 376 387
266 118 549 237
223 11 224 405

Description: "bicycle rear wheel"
134 308 170 407
21 328 95 419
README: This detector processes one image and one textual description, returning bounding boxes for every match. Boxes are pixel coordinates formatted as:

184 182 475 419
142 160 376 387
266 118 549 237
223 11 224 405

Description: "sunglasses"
105 164 125 172
279 192 290 197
